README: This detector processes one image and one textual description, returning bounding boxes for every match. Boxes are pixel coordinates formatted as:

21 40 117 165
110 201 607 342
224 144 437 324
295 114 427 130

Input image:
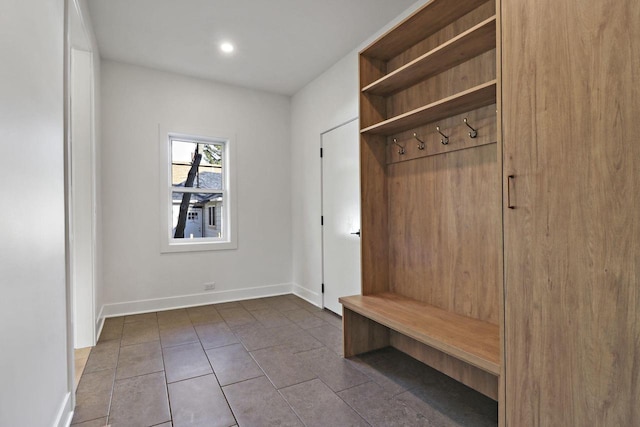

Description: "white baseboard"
292 283 322 308
53 392 72 427
95 304 105 343
98 282 294 320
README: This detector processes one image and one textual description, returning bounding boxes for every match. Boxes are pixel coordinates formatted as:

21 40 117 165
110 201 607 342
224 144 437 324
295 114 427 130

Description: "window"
160 127 237 252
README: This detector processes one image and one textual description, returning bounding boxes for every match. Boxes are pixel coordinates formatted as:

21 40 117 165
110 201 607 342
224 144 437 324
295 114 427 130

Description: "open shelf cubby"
361 80 496 135
362 16 496 96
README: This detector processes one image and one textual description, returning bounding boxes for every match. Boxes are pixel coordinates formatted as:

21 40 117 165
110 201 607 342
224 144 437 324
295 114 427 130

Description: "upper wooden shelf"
340 292 500 375
361 80 497 136
361 0 491 60
363 16 496 96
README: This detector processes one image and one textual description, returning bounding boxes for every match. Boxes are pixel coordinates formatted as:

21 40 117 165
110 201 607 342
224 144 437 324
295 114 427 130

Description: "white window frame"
159 124 237 253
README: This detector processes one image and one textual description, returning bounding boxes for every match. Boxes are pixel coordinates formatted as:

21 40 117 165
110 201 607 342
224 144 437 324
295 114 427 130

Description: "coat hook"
464 118 478 138
413 133 425 150
393 138 406 155
436 126 449 145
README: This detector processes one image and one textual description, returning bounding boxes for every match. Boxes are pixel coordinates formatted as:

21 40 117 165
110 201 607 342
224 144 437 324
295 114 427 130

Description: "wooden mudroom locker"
340 0 640 425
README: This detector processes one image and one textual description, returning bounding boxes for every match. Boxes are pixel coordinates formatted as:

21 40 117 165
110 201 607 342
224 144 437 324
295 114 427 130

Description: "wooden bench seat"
339 292 500 375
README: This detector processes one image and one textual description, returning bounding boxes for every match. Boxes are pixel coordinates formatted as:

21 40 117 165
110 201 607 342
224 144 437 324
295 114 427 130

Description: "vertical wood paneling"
360 52 389 296
494 0 505 425
502 0 640 424
360 134 389 295
388 144 500 324
360 56 387 129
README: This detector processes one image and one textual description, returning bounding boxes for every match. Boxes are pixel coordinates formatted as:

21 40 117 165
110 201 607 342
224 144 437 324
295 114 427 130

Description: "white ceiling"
86 0 417 95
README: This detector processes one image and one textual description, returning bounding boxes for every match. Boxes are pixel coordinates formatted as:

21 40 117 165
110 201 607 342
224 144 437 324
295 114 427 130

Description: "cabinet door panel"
502 0 640 425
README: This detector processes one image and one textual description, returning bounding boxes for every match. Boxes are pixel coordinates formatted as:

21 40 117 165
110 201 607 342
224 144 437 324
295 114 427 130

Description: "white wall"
289 0 427 305
0 1 71 426
100 61 292 316
290 54 360 305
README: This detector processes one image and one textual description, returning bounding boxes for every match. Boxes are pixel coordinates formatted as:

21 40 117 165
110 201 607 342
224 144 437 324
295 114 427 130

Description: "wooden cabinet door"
501 0 640 425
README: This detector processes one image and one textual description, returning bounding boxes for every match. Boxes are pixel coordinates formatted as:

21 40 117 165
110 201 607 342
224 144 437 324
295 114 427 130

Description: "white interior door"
321 119 361 315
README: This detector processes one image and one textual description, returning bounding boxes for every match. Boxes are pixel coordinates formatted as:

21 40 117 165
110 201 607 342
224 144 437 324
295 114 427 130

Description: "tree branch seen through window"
174 148 202 238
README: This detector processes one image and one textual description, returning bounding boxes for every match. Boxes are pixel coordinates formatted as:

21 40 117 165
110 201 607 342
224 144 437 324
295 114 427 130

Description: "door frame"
69 46 97 349
320 117 359 312
65 0 98 403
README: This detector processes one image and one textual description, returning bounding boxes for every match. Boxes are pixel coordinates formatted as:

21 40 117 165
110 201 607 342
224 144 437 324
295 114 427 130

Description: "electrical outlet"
204 282 216 291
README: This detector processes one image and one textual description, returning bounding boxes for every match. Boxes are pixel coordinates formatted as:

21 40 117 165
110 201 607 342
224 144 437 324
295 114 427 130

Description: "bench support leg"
342 308 390 357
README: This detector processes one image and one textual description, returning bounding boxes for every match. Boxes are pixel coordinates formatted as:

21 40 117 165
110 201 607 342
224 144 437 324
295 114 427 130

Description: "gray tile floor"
72 294 497 427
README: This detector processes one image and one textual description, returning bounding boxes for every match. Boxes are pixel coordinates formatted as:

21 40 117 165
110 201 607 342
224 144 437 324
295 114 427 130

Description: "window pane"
172 140 196 163
201 143 223 167
171 140 223 189
171 191 223 239
196 164 222 190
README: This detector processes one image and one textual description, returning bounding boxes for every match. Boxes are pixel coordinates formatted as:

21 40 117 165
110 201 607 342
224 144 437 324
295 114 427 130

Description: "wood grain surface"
351 0 503 421
388 143 501 324
340 293 500 374
342 308 390 357
502 0 640 425
361 0 491 61
363 16 497 96
362 80 497 135
391 332 498 399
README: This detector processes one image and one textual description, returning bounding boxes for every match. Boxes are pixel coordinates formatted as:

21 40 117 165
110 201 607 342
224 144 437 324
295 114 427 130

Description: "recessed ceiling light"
220 42 234 54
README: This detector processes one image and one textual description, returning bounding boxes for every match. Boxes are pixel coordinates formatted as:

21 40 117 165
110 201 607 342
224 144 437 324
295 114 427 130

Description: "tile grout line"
200 308 239 426
80 296 464 427
330 378 376 426
158 311 175 426
104 319 125 427
274 383 307 426
322 374 374 427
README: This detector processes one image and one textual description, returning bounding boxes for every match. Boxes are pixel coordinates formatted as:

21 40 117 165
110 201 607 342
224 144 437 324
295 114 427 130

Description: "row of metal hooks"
392 117 478 155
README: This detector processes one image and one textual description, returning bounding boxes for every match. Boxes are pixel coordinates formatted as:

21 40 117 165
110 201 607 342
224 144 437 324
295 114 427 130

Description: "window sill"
160 238 237 253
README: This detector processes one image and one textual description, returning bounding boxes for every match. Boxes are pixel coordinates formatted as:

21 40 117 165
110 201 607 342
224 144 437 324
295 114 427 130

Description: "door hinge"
322 283 324 293
321 216 324 226
320 147 323 158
